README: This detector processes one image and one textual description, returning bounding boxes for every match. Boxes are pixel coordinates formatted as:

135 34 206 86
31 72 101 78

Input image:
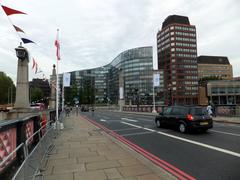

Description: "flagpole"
152 74 157 113
62 73 65 112
56 29 59 126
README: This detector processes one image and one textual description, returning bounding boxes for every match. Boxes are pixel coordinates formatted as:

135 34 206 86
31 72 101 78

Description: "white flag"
63 73 71 87
153 73 160 87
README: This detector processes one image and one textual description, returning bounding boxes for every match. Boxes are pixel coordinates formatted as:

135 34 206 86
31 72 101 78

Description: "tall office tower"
157 15 198 105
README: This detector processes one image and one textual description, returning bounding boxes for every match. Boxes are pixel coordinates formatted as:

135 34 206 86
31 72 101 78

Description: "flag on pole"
55 30 60 60
21 38 35 44
32 58 36 69
13 25 25 33
1 5 26 16
153 73 160 87
35 63 38 74
63 73 71 87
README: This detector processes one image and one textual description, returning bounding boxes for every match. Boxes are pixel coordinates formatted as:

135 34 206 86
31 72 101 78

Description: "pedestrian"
91 106 94 116
207 104 213 117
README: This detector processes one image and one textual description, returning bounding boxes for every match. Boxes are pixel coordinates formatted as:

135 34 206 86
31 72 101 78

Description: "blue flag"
21 38 35 44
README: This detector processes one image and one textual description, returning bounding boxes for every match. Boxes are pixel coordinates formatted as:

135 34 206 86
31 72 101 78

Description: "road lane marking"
113 127 140 132
122 122 240 158
209 129 240 137
121 122 141 128
121 118 138 122
143 127 156 132
100 119 107 122
122 131 154 137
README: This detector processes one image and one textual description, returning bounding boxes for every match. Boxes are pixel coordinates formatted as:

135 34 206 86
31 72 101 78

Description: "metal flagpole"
152 73 157 113
62 73 65 111
56 29 59 127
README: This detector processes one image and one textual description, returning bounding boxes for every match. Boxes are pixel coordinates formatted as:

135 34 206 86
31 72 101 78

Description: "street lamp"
15 44 28 61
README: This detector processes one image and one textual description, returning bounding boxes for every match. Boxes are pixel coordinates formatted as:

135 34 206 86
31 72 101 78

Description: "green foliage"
0 72 15 104
30 87 44 103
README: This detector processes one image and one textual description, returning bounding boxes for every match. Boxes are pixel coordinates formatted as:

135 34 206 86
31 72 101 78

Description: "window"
172 107 187 115
164 107 172 115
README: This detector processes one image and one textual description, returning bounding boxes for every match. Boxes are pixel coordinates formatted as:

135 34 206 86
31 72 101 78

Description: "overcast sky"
0 0 239 82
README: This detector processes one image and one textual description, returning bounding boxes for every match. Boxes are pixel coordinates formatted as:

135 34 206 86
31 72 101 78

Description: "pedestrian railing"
12 121 55 180
0 110 57 180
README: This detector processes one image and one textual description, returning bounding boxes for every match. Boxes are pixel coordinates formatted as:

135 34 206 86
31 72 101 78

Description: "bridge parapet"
0 110 56 179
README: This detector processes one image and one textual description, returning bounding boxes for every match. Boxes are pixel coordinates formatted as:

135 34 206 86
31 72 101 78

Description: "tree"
0 72 15 104
30 87 44 103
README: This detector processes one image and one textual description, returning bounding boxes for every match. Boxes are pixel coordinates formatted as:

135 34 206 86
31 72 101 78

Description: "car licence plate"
200 122 208 125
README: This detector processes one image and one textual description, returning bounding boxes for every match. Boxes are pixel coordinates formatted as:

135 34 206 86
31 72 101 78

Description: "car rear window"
190 108 208 115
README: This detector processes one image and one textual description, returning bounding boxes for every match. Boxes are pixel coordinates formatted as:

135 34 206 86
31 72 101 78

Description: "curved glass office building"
59 46 153 105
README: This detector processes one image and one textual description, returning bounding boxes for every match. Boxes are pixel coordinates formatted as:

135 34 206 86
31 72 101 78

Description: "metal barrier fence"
12 122 55 180
0 110 56 180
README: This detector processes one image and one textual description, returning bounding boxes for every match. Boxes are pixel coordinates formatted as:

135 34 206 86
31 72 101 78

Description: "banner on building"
119 87 124 100
153 73 160 87
63 73 71 87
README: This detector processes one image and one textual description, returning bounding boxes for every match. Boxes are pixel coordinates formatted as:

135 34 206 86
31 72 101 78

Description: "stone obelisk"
14 45 30 109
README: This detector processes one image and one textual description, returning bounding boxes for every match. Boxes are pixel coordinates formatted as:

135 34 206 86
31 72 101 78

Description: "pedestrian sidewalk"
42 114 176 180
212 116 240 124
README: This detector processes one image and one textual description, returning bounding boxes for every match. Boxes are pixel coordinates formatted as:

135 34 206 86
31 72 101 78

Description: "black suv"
155 106 213 133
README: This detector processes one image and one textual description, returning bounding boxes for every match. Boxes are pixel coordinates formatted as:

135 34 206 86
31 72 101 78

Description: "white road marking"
122 122 240 158
143 127 156 132
122 131 154 137
209 130 240 137
100 119 107 122
121 118 138 122
113 127 140 132
121 122 141 128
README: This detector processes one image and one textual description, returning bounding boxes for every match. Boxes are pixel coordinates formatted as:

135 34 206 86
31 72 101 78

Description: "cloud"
0 0 239 83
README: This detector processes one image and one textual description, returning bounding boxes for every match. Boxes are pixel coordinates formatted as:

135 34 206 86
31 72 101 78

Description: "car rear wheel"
156 120 162 128
179 123 187 133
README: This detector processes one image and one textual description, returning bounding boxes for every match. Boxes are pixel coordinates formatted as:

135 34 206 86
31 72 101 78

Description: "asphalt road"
81 110 240 180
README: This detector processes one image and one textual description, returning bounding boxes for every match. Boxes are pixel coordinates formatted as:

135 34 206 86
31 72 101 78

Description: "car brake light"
187 114 194 121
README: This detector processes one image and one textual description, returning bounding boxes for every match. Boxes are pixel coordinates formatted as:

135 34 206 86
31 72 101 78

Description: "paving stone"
118 165 152 177
48 153 69 160
106 153 133 160
52 163 85 174
77 155 106 163
69 151 98 158
104 168 122 179
47 158 76 166
86 161 121 170
44 173 73 180
118 158 140 166
57 147 90 154
74 170 107 180
137 174 161 180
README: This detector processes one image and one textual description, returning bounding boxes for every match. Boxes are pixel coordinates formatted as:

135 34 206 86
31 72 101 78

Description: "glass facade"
58 46 153 106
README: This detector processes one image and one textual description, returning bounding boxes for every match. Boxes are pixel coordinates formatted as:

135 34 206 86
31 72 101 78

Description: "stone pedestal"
14 46 30 109
7 45 32 119
49 65 56 109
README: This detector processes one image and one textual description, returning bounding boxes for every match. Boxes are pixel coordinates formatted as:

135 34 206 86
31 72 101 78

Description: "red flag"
55 30 60 60
32 58 36 69
13 25 25 33
1 5 26 16
35 63 38 74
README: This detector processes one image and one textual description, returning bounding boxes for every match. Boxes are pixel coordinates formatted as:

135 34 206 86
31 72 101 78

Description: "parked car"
155 106 213 133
